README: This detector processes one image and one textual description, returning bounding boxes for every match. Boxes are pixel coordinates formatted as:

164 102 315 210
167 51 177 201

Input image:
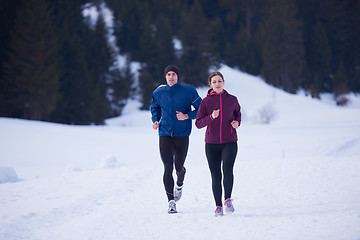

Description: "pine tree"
154 14 177 70
0 0 23 117
298 0 357 95
113 0 148 61
138 13 177 110
307 18 332 95
226 25 262 75
345 0 360 92
2 0 60 120
320 0 351 68
0 0 22 78
137 16 160 110
86 12 113 124
108 57 132 117
219 0 263 37
257 0 306 93
226 26 248 69
48 0 96 124
180 0 214 87
206 16 225 67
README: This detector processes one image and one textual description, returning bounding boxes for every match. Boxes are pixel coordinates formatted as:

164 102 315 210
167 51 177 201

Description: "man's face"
165 71 178 87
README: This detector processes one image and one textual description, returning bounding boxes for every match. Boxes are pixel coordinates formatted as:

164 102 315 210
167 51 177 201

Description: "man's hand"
176 111 189 120
153 121 159 130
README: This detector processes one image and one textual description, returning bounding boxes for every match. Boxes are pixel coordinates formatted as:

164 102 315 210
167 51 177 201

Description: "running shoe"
168 200 177 213
224 198 234 213
214 206 223 217
174 185 183 202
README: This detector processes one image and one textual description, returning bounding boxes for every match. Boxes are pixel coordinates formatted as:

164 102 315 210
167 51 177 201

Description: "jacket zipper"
219 93 223 144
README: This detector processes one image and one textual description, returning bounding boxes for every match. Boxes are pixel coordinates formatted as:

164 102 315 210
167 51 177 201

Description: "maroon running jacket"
195 89 241 144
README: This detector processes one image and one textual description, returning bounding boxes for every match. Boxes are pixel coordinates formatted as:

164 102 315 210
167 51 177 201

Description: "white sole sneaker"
174 185 183 202
168 200 177 213
214 206 223 217
224 199 234 213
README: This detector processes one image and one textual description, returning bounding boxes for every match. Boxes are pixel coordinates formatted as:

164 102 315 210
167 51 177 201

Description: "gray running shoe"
168 200 177 213
174 185 183 202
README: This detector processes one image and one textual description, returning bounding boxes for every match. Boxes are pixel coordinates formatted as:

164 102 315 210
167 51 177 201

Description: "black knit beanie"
164 65 180 79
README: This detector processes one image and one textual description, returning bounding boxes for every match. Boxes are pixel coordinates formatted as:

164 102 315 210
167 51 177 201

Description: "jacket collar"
207 88 227 96
166 82 180 89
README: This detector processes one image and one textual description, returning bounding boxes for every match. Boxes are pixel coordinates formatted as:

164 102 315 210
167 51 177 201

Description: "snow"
0 168 21 183
1 65 360 240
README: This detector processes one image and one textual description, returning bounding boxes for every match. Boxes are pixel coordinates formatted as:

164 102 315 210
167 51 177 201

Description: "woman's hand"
211 109 220 119
231 121 239 129
153 121 159 130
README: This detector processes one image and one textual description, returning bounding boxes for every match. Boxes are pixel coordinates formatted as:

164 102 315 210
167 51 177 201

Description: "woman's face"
210 75 224 93
165 71 178 87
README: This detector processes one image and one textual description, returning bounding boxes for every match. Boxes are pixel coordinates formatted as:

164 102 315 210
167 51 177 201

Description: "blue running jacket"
151 82 202 137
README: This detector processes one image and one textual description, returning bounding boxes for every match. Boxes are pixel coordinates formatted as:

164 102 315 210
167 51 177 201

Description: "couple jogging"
151 65 242 217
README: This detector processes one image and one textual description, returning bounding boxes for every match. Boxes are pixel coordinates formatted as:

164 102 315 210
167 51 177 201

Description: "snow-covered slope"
1 65 360 240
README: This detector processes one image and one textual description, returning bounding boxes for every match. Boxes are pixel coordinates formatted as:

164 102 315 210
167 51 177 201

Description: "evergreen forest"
1 0 359 124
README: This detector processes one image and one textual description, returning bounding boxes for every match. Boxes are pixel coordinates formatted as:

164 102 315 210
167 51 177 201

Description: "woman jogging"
151 65 202 213
195 71 241 217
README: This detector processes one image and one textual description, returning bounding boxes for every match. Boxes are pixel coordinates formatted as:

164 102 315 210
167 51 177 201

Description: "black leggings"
205 142 237 206
159 136 189 201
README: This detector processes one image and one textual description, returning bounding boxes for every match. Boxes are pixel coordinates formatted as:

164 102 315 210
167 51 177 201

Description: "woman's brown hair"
208 71 224 85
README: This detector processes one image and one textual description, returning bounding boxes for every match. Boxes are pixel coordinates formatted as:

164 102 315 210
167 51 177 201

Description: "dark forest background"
0 0 359 124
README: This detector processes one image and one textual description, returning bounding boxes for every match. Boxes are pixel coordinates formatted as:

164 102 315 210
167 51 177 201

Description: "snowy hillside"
1 65 360 240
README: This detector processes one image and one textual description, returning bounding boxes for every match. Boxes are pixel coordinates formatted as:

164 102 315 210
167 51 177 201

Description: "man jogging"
151 65 201 213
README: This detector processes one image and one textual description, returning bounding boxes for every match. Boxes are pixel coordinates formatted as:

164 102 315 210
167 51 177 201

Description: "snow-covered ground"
1 65 360 240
